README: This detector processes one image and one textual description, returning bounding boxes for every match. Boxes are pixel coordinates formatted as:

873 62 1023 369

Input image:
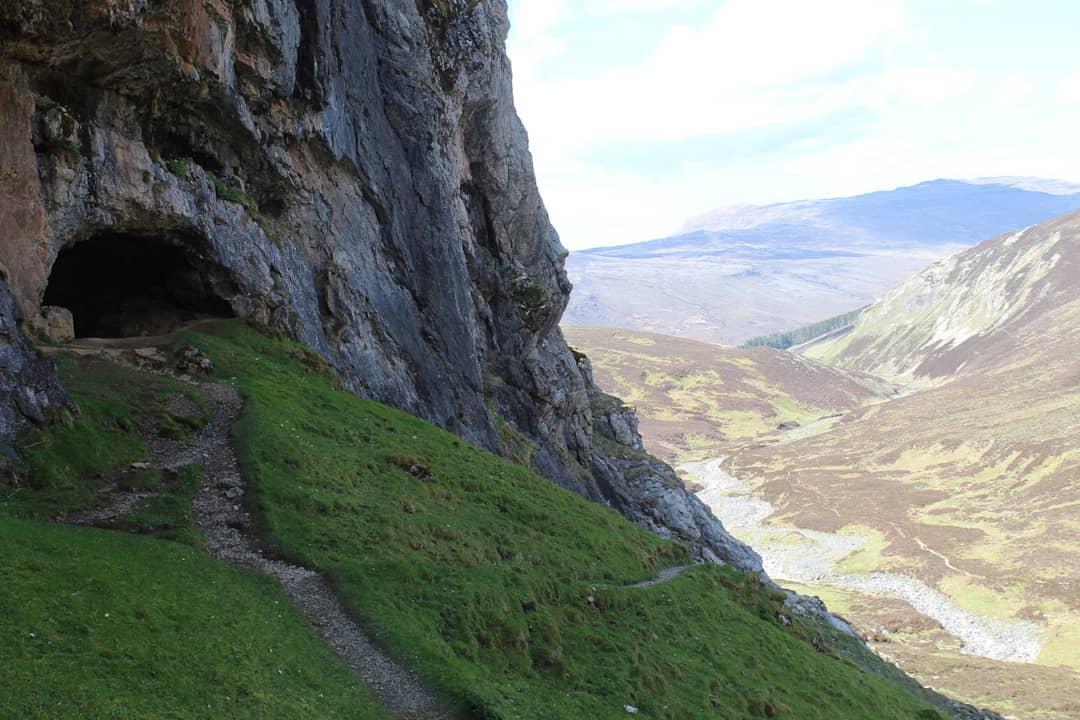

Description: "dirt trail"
624 565 692 588
178 382 455 720
53 337 454 718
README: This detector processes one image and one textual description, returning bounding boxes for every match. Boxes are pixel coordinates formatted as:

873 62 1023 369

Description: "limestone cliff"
0 0 758 569
0 278 73 461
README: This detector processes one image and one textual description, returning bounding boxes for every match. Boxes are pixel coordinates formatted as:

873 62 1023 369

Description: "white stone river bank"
680 457 1045 664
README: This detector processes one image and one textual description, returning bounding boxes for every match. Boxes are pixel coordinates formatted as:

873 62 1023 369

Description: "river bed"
681 457 1044 664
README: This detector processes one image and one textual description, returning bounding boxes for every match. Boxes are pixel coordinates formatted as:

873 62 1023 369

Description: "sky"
506 0 1080 250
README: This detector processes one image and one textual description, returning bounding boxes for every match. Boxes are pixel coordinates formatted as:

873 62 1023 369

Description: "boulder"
28 305 74 343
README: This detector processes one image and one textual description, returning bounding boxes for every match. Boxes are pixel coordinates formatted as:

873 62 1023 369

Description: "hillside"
728 217 1080 717
0 321 960 719
563 326 892 464
563 179 1080 344
801 209 1080 383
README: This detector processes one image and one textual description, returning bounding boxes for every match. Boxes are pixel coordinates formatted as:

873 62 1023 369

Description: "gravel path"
178 381 455 720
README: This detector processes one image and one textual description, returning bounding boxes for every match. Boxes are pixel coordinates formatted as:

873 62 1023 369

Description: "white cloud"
506 0 570 83
583 0 711 14
515 0 909 154
874 66 974 108
536 158 755 249
995 75 1034 112
1060 71 1080 103
508 2 1080 249
510 0 569 38
655 0 906 90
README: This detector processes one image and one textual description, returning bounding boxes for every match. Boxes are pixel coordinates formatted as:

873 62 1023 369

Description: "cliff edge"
0 0 758 569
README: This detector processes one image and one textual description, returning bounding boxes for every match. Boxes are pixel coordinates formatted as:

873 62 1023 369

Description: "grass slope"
0 321 946 719
1 354 387 719
4 354 208 519
176 321 944 720
0 517 387 719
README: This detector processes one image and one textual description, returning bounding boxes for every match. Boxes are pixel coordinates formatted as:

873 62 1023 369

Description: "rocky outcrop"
0 0 756 566
0 279 72 460
577 351 763 569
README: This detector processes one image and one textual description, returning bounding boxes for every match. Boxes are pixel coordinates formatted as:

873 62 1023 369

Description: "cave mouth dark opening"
43 233 235 338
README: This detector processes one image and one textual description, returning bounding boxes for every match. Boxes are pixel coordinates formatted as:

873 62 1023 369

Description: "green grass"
0 516 387 719
1 354 206 519
110 465 206 547
176 320 947 720
208 171 259 213
0 322 948 719
0 350 383 718
164 156 193 178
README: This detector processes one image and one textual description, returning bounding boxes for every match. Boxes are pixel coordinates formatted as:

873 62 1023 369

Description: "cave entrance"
43 232 235 338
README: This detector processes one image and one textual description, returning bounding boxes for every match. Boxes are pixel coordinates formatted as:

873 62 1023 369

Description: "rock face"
0 0 756 567
0 279 72 460
576 351 763 571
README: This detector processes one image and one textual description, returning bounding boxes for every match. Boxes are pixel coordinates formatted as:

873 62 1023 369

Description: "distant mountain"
564 179 1080 345
963 176 1080 195
678 178 1080 242
801 208 1080 382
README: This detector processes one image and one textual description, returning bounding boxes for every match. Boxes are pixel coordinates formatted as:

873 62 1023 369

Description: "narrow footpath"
188 382 455 720
624 565 691 588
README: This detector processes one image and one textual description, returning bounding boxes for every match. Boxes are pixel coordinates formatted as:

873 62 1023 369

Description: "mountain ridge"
564 179 1080 345
801 208 1080 382
677 177 1080 238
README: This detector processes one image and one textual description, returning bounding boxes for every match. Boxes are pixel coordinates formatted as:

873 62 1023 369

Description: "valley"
564 209 1080 720
1 1 1075 718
